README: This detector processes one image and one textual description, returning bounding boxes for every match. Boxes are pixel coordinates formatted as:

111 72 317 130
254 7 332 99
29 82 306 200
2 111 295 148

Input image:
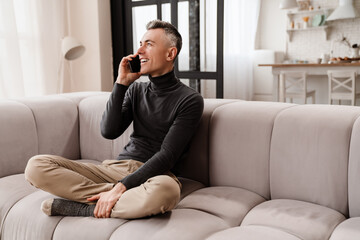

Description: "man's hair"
146 20 182 59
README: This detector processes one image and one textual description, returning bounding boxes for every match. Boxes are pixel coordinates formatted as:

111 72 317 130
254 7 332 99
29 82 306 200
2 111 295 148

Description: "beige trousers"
24 155 181 219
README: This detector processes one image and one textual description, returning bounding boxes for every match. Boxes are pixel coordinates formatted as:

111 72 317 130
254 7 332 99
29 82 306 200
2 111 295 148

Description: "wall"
286 0 360 62
65 0 113 93
255 0 360 104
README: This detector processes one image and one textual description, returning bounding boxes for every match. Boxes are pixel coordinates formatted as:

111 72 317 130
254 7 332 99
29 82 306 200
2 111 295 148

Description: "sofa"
1 91 360 240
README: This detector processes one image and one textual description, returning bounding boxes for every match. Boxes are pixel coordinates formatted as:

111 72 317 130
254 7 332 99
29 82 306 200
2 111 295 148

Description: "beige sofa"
1 92 360 240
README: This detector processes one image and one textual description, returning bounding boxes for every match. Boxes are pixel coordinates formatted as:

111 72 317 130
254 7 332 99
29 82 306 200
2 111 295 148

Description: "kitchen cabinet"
286 8 333 41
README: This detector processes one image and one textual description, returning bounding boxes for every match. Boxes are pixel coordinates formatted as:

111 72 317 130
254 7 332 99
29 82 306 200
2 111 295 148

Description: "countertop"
259 62 360 67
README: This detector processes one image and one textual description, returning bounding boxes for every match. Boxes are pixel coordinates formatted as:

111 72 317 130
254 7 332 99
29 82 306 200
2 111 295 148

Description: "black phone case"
129 55 141 73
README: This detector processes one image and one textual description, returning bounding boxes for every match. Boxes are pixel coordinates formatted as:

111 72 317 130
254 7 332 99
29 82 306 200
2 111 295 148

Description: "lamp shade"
279 0 298 9
327 0 360 21
61 36 85 60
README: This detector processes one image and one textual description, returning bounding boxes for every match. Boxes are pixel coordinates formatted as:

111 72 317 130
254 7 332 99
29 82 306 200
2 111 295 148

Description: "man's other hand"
87 182 127 218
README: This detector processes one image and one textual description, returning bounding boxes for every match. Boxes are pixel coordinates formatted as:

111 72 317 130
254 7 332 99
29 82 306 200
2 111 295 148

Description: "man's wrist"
116 78 132 86
113 182 127 194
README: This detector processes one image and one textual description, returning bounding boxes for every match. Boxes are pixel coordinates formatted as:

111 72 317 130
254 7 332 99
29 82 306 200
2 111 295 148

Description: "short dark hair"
146 20 182 58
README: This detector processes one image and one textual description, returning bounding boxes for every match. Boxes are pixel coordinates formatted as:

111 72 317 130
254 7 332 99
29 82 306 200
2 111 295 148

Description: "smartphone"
128 55 141 73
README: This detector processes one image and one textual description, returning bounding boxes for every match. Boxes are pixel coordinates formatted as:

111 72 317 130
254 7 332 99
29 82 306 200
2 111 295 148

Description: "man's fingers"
87 194 99 202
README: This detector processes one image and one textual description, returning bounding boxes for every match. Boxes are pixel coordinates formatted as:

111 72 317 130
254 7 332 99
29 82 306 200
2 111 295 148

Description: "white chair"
279 71 315 104
328 70 360 106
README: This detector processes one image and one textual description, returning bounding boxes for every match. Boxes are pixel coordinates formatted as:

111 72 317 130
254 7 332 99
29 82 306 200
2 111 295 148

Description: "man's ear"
166 47 177 61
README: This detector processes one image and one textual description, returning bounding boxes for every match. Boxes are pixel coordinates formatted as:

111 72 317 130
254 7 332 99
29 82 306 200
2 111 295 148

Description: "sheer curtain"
0 0 65 99
223 0 261 100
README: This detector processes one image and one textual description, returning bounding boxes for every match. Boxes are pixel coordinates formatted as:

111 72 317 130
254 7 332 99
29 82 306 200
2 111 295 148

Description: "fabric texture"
241 199 346 240
270 105 360 216
206 225 301 240
348 117 360 217
330 217 360 240
177 186 265 227
24 155 181 219
0 100 38 177
209 101 292 199
18 96 80 159
101 70 204 190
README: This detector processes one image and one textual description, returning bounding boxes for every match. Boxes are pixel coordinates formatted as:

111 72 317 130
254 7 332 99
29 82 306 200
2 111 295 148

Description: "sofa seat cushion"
206 225 301 240
53 217 128 240
109 208 229 240
330 217 360 240
1 190 63 240
0 164 205 239
0 174 38 235
241 199 346 240
176 186 266 227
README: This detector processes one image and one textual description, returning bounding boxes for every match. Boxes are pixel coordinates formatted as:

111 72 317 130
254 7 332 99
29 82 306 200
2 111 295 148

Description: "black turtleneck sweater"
100 70 204 190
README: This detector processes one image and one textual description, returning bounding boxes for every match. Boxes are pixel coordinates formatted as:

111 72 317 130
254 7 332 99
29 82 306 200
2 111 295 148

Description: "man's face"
137 28 175 77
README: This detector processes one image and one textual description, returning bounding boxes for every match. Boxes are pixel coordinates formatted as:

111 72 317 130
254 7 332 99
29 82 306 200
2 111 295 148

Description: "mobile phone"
128 55 141 73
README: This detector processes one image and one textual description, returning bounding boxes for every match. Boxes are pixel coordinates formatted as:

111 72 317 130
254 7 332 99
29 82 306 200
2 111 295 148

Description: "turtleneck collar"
148 69 179 91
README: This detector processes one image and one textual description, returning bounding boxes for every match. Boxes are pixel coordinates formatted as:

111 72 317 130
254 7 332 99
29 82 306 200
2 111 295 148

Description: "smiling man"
25 20 204 219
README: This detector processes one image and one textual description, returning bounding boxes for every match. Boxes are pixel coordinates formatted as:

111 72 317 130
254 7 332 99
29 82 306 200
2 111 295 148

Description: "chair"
328 70 360 106
279 71 315 104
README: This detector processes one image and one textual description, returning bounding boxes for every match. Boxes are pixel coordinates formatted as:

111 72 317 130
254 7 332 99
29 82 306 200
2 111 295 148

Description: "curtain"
0 0 65 99
223 0 261 100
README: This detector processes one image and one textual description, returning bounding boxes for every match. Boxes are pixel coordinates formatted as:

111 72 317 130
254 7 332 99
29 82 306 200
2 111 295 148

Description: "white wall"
65 0 113 93
256 0 287 52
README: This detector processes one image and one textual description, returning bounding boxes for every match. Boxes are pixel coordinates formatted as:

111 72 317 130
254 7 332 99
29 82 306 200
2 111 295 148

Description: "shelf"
287 8 333 18
287 25 329 41
285 8 333 42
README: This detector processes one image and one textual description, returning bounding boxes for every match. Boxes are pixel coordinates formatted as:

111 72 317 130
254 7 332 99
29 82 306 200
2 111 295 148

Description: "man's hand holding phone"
116 54 142 86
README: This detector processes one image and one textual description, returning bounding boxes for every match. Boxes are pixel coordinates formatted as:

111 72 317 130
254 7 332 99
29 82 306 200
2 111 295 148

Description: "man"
25 20 204 219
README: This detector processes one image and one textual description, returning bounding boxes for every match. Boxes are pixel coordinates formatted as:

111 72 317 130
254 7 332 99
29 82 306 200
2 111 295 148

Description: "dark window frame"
110 0 224 98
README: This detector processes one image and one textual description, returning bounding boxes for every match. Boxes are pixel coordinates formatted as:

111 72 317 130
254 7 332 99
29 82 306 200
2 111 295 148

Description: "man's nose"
137 45 145 54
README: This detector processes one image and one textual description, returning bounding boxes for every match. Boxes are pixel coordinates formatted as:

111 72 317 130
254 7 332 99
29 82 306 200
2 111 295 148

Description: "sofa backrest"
207 101 292 200
175 99 238 185
270 105 360 217
0 100 38 178
77 94 133 161
0 96 81 178
349 117 360 217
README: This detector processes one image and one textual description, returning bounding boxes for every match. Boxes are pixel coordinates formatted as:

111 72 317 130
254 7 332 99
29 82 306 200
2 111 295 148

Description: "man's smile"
140 58 149 63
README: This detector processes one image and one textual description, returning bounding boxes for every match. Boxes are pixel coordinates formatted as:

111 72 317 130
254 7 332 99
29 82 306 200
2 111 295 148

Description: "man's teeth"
141 59 149 63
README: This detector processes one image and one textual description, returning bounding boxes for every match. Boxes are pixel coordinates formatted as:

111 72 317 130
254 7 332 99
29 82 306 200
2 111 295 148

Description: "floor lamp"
58 36 85 93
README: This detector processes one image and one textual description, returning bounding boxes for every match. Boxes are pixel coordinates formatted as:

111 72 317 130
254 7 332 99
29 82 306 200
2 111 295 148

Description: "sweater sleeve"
100 83 133 140
119 93 204 189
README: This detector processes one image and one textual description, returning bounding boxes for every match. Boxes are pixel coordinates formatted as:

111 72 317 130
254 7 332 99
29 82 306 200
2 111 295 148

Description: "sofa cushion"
53 217 128 240
1 190 63 240
78 94 133 161
175 99 237 186
206 225 301 240
209 101 292 199
177 186 265 227
330 217 360 240
0 100 38 177
109 209 229 240
348 116 360 217
0 174 37 236
270 105 360 216
18 96 80 159
241 199 346 240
